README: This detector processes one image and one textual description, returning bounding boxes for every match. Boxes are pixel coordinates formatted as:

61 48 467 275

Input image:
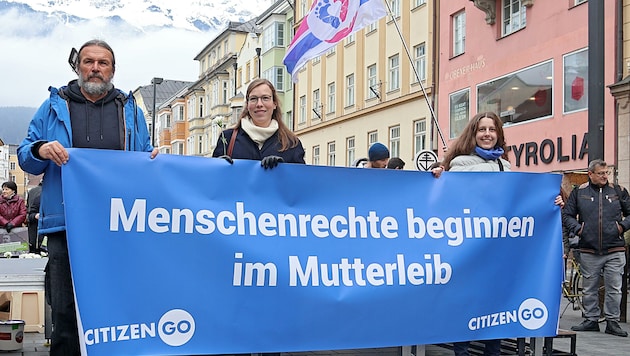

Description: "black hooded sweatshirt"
61 80 125 150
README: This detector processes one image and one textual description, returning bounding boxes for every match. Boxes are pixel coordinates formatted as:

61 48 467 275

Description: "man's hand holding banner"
62 148 563 356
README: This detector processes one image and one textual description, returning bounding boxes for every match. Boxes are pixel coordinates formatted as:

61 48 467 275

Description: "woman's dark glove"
217 155 233 164
5 223 14 233
261 155 284 169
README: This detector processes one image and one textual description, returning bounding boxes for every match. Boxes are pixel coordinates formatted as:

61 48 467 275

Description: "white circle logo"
158 309 195 346
518 298 548 330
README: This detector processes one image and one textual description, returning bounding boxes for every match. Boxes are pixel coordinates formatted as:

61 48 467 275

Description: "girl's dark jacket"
212 128 305 164
563 180 630 255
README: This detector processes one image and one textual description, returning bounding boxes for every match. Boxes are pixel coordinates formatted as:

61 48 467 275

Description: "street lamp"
151 77 164 147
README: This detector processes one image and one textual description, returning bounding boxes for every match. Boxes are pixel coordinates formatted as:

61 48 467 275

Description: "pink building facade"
437 0 618 174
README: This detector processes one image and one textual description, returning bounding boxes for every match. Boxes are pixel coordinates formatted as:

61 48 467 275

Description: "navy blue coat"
212 128 305 164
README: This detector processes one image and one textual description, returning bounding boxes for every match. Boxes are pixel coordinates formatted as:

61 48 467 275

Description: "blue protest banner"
61 148 563 356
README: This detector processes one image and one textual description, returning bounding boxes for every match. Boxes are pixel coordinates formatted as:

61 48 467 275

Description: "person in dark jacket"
213 78 305 168
26 180 43 253
564 159 630 337
0 181 27 232
18 39 158 356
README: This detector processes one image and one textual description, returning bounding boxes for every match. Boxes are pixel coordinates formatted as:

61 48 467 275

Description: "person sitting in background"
0 181 27 233
387 157 405 169
365 142 389 168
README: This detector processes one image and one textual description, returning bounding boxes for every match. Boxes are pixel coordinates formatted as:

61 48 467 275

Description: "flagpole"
382 0 447 152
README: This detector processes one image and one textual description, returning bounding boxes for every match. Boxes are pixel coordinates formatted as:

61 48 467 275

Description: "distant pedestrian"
27 180 43 253
365 142 389 168
564 159 630 337
387 157 405 169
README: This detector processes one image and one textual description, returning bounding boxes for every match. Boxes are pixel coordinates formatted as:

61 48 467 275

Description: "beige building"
187 20 259 157
610 0 630 190
292 0 435 168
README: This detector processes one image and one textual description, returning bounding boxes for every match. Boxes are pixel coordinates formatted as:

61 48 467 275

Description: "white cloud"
0 9 209 107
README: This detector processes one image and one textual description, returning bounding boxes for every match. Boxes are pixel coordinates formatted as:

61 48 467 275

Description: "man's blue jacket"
17 85 153 235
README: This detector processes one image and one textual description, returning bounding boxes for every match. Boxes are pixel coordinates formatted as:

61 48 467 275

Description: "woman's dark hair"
443 111 508 169
235 78 299 152
2 181 17 193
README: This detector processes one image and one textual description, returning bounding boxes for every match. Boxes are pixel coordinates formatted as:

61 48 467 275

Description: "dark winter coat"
212 128 305 164
563 180 630 255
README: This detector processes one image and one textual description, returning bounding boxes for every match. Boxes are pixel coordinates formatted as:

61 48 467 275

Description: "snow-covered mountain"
0 0 276 33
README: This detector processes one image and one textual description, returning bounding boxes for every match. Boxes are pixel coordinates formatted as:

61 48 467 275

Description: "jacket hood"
63 79 120 105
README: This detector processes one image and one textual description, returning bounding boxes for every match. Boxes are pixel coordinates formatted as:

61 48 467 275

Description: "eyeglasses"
592 171 610 177
248 95 273 104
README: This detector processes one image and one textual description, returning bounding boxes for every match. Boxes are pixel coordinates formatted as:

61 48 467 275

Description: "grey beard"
78 75 114 96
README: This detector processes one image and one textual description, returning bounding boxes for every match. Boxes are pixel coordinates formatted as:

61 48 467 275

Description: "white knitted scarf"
241 117 279 149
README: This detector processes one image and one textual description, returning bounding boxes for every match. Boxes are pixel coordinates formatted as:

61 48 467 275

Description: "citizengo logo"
518 298 548 330
83 309 196 347
158 309 196 346
467 298 548 331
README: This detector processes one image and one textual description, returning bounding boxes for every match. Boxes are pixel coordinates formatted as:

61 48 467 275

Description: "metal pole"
151 77 163 147
587 0 605 162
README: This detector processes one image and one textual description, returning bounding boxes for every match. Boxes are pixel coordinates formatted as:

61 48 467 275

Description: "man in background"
365 142 389 168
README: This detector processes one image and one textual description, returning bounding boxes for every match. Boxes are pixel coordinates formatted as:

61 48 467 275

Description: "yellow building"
292 0 436 169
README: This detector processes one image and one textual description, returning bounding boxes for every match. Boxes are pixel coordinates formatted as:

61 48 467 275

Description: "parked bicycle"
561 250 584 317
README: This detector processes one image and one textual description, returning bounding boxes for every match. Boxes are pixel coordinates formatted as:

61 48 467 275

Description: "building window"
222 80 230 104
388 54 400 91
389 0 400 18
263 67 285 92
414 119 427 154
345 33 355 45
574 0 586 5
10 162 16 170
367 64 378 99
389 126 400 158
300 0 308 19
449 88 470 139
262 22 285 51
312 145 320 165
347 137 355 167
413 43 426 83
327 142 336 166
198 135 203 155
366 21 377 33
502 0 526 36
413 0 426 7
299 95 307 124
453 11 465 56
327 82 336 114
313 89 321 119
477 60 553 126
346 74 355 107
368 131 378 147
564 48 588 113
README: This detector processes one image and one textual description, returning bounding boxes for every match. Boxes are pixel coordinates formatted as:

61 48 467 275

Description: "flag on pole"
283 0 387 83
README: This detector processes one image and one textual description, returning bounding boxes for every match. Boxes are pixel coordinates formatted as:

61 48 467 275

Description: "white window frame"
347 137 355 167
368 131 378 147
388 54 400 91
413 43 426 83
327 82 336 114
389 126 400 158
313 89 321 119
367 64 378 99
389 0 401 18
312 145 320 165
346 74 355 107
328 142 336 166
299 95 307 124
502 0 527 36
414 119 427 154
453 11 465 57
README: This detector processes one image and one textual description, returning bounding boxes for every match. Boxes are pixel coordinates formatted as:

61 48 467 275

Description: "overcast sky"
0 7 231 108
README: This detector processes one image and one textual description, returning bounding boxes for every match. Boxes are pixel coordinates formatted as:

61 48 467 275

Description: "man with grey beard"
18 39 158 356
